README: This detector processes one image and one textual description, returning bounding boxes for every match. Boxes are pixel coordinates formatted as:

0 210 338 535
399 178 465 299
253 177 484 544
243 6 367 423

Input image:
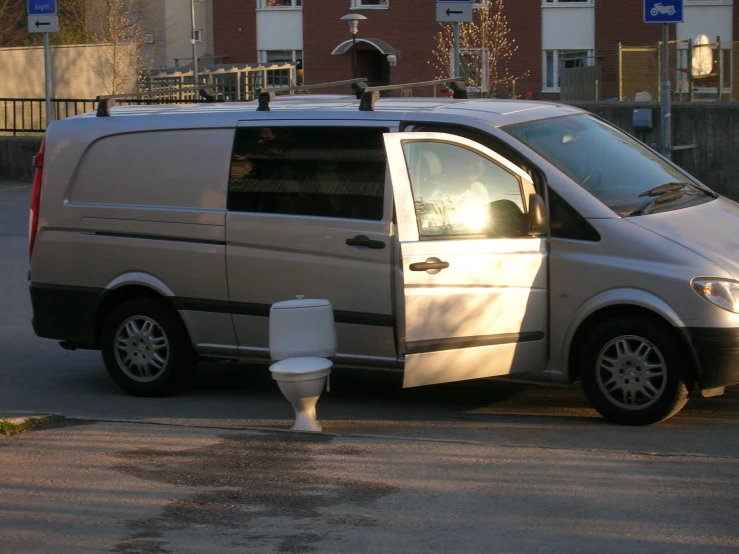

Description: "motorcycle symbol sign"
651 3 675 16
644 0 683 23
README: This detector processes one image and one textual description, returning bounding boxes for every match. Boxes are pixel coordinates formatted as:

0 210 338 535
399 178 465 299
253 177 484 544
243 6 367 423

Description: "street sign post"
28 0 56 15
644 0 683 159
28 0 57 128
28 14 58 33
436 0 474 23
437 0 473 79
644 0 683 23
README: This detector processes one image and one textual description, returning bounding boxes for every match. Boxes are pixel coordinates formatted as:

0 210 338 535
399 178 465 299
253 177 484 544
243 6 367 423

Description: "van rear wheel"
101 298 196 396
580 316 691 426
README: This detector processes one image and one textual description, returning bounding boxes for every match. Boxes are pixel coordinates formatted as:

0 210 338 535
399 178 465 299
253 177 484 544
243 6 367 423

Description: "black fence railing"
0 97 210 135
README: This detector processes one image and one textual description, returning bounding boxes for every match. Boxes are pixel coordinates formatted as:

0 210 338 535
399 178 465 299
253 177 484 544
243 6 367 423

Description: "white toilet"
269 298 336 432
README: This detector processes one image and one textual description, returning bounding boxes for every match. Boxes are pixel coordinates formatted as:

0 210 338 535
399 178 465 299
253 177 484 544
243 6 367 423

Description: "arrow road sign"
28 1 56 15
437 1 473 23
28 14 58 33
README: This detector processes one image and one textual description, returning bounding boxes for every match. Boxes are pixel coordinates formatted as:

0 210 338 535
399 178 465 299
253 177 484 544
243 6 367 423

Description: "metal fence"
618 39 739 102
0 97 214 135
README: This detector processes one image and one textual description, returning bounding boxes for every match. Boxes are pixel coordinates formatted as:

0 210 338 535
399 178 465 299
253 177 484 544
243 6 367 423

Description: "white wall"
256 9 303 51
677 5 733 43
164 0 212 67
542 6 595 50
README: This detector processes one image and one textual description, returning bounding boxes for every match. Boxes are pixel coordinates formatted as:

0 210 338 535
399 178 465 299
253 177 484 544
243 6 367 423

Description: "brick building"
212 0 737 99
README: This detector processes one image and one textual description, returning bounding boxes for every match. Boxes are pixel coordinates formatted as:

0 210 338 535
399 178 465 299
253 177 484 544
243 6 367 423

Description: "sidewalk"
1 416 738 553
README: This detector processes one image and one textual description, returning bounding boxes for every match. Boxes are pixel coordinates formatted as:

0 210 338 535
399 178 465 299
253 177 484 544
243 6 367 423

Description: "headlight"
692 279 739 313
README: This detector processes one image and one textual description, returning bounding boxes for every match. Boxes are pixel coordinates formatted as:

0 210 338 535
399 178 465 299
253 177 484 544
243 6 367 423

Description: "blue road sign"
644 0 683 23
28 1 56 16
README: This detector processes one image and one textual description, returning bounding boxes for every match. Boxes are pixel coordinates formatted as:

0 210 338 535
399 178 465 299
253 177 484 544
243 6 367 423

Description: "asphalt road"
2 179 739 552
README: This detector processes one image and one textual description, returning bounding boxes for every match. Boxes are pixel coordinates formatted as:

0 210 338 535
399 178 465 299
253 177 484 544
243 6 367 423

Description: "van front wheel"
580 316 691 425
101 298 196 396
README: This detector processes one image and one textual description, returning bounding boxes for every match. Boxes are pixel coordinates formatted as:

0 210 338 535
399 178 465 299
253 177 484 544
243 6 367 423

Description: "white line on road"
0 185 31 193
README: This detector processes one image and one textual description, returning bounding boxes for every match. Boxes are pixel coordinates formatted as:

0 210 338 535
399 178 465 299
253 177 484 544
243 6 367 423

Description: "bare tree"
87 0 157 94
0 0 24 47
429 0 529 97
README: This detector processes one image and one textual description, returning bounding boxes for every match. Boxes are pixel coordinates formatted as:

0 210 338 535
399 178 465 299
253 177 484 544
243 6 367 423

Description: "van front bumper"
30 283 100 347
685 327 739 390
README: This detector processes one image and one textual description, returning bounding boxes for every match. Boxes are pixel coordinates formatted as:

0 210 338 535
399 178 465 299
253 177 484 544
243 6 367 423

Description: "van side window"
549 188 601 241
228 126 387 220
403 141 527 239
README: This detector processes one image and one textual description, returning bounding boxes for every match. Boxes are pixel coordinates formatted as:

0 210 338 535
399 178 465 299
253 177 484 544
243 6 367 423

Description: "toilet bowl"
269 298 336 432
270 357 333 432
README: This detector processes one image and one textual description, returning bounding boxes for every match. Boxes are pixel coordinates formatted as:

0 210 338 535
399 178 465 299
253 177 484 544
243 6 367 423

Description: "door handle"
409 260 450 272
345 235 386 250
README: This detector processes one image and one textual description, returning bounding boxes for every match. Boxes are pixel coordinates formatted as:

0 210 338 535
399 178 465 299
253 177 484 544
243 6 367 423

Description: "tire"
579 316 692 426
101 298 196 396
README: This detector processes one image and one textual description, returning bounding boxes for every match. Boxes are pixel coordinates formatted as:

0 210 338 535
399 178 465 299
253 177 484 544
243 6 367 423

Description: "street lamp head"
341 13 367 35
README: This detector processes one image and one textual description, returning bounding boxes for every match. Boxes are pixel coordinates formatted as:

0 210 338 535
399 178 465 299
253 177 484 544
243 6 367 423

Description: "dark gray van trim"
30 282 100 345
89 231 225 246
173 298 395 327
29 284 395 348
406 331 545 355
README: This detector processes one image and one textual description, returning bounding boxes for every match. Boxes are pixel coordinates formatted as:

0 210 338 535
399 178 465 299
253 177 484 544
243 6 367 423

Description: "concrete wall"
0 44 137 98
2 104 738 202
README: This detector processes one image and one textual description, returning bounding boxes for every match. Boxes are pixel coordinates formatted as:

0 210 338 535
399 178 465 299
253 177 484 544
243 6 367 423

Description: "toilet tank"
269 299 337 361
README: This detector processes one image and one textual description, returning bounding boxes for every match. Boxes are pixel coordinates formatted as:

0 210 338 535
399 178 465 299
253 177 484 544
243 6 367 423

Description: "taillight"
29 139 45 259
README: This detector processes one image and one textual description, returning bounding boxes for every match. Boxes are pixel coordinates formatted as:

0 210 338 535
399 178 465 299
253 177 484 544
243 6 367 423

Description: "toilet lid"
269 357 333 375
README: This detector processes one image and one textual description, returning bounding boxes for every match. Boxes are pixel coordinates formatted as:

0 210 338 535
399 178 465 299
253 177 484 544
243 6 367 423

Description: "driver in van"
420 156 491 235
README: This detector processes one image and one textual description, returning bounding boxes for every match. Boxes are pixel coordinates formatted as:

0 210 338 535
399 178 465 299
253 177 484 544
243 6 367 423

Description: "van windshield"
504 115 715 216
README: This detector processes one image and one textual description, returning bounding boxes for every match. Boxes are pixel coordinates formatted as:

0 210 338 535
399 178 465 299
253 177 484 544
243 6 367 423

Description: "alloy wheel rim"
114 316 169 382
595 335 667 411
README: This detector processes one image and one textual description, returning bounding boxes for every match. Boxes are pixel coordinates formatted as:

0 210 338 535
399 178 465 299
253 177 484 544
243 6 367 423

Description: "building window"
543 49 592 91
228 127 387 221
543 0 593 5
258 50 303 85
259 0 302 8
192 29 203 42
351 0 389 9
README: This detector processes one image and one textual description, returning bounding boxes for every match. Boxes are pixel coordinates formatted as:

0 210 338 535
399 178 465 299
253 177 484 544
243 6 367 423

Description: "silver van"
29 93 739 426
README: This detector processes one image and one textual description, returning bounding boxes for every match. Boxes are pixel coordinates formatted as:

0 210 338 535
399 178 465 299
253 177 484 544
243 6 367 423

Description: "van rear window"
228 126 387 220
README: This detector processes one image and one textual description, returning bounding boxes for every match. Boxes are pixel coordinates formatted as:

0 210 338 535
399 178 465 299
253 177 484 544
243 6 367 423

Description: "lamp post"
190 0 200 85
341 14 367 80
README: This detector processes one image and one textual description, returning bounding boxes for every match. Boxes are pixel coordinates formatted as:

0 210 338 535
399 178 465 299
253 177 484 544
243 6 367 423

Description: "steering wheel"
580 170 603 191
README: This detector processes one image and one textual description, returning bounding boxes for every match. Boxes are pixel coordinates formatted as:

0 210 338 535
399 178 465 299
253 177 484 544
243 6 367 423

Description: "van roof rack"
357 79 467 112
96 85 218 117
255 78 368 111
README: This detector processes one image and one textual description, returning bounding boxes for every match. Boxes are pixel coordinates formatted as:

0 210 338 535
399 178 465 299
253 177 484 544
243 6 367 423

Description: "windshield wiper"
638 181 718 199
632 189 691 216
630 181 718 216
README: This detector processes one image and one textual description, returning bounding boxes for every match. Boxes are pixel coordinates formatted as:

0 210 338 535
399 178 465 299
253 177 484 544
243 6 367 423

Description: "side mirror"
528 193 549 237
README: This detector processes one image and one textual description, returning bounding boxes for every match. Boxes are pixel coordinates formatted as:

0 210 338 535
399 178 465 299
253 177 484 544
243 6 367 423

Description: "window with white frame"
258 50 303 86
192 29 203 42
259 0 302 8
351 0 389 8
543 49 593 91
543 0 593 5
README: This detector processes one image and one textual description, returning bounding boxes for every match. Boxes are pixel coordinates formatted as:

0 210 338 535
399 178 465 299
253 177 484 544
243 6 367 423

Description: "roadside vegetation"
0 416 61 437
